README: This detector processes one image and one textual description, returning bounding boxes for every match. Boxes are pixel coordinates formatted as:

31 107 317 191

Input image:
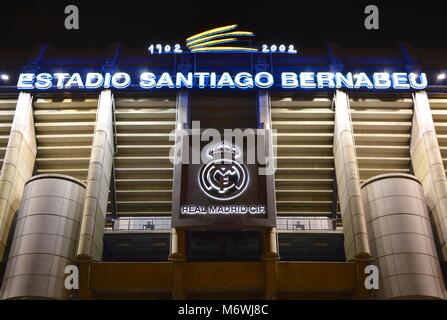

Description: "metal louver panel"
428 97 447 175
112 96 176 216
0 99 17 173
350 97 413 182
271 96 335 217
33 98 98 182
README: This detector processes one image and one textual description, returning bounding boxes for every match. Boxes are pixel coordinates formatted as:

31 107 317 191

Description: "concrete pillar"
268 227 278 255
0 92 36 263
169 228 186 299
411 91 447 264
333 90 370 260
169 89 189 260
257 89 279 299
169 228 186 261
262 228 279 300
257 89 279 262
262 227 279 259
76 90 114 261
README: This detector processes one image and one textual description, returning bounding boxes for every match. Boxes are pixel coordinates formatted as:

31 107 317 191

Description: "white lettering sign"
181 205 266 215
17 71 428 90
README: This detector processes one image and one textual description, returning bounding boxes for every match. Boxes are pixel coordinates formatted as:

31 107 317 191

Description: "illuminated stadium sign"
14 24 429 91
17 71 428 90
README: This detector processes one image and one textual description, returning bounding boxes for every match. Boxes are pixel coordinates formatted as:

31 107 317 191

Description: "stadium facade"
0 38 447 299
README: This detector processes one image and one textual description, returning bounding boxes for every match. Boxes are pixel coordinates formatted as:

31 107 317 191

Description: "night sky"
0 0 446 49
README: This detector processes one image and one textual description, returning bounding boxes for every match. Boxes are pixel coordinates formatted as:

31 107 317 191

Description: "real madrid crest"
199 143 249 201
